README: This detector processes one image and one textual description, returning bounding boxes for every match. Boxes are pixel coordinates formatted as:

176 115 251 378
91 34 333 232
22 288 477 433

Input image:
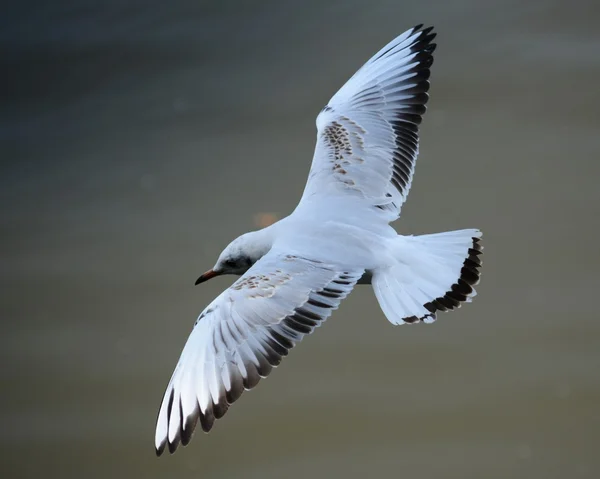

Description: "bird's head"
195 230 272 285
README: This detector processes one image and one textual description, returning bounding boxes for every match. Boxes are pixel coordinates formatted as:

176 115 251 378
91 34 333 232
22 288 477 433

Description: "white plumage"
301 25 435 219
155 25 483 455
156 252 362 453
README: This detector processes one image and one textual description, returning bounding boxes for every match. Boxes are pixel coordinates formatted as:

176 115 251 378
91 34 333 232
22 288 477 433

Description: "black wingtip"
181 412 198 446
155 444 165 457
413 24 436 36
420 25 435 35
421 235 483 318
414 25 436 48
168 438 180 454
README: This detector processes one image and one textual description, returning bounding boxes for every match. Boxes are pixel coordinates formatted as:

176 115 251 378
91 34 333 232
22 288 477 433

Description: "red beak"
195 269 220 285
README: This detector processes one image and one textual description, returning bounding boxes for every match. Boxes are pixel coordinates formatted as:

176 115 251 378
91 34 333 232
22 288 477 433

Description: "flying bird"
155 24 483 455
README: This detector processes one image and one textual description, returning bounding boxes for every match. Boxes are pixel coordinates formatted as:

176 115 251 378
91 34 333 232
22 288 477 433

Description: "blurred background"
2 1 599 478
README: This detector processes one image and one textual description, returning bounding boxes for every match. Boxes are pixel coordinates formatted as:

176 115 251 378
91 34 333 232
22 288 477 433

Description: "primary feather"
300 25 436 220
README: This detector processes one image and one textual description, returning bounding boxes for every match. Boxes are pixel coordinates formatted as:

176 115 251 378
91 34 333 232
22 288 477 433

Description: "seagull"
155 24 483 455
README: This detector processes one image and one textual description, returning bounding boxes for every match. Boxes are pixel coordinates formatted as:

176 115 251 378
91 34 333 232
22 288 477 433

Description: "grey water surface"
2 1 599 478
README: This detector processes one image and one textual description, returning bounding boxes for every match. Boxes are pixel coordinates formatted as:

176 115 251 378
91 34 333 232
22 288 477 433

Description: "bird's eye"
224 259 237 268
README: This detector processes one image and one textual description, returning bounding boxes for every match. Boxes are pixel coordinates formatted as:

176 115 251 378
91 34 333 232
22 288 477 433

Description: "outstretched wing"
299 25 436 221
155 251 363 455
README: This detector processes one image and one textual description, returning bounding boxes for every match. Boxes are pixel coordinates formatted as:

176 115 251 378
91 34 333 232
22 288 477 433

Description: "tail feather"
372 229 482 325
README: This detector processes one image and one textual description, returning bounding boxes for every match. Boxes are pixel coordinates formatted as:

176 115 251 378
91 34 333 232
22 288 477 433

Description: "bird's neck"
244 222 280 260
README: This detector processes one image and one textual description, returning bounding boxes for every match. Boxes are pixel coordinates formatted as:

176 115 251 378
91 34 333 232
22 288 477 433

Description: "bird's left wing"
299 25 436 221
155 251 363 455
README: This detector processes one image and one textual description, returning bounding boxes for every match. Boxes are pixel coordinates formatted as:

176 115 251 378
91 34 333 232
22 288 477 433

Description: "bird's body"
277 211 395 269
155 25 483 455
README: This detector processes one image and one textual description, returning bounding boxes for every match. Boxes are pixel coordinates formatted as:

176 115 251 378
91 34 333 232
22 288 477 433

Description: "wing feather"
300 25 436 221
154 251 363 455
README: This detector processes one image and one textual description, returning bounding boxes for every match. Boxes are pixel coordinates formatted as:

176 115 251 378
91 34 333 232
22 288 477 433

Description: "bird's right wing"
299 25 436 221
155 251 363 455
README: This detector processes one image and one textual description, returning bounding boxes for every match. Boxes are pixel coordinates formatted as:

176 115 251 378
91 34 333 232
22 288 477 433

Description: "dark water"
2 1 600 478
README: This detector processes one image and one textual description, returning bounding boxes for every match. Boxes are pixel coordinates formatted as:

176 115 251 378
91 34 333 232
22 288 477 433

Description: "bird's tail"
372 229 483 324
